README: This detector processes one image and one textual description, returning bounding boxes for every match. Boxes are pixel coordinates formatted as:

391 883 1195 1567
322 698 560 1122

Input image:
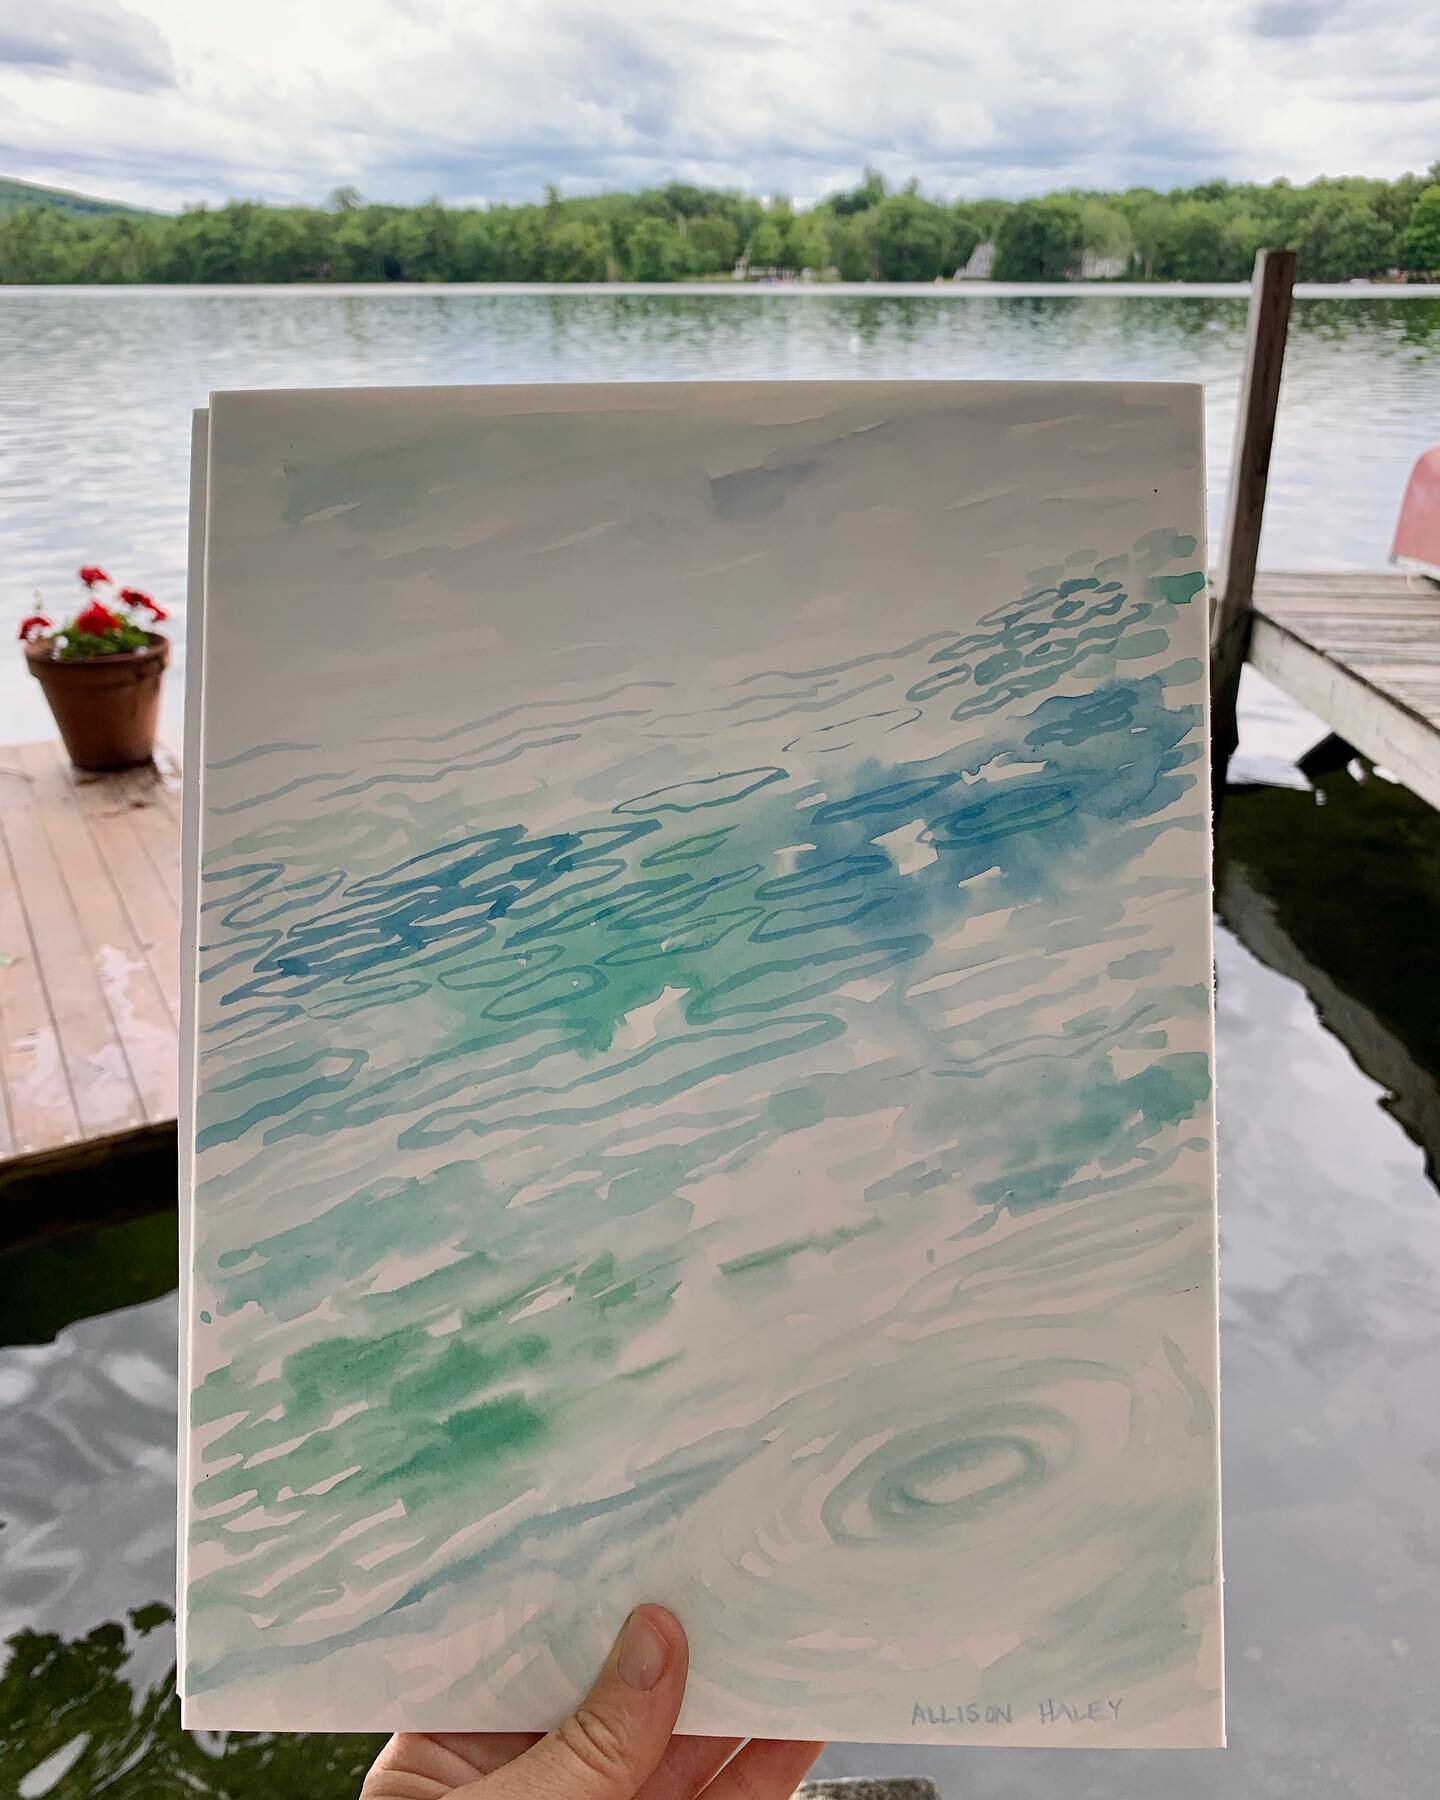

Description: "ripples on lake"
2 287 1439 741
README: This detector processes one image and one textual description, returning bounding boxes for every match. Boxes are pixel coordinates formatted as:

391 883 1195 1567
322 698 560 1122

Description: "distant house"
1078 249 1128 281
731 256 823 284
956 241 995 280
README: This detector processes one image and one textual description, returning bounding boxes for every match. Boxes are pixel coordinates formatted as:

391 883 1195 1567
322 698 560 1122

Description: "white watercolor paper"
180 381 1222 1747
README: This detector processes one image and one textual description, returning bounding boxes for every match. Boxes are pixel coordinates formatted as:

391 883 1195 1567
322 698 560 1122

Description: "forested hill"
2 166 1437 284
0 176 151 220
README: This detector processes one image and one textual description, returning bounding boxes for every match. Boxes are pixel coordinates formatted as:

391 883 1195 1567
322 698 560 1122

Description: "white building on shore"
956 240 995 280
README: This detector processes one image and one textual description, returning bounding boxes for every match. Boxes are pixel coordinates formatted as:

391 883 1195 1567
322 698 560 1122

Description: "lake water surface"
3 284 1440 736
2 287 1440 1798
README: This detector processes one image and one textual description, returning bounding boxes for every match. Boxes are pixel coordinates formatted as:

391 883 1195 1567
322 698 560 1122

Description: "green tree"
153 204 246 282
1297 194 1396 281
83 214 158 282
871 193 952 279
824 211 875 280
1152 200 1257 282
993 198 1085 280
0 207 79 280
746 216 787 269
684 213 740 273
1399 185 1440 276
827 165 888 216
948 205 983 273
542 218 609 281
398 200 458 281
1077 199 1133 271
785 211 830 272
0 165 1431 287
966 198 1012 243
1130 200 1173 277
239 206 333 281
624 216 685 280
330 207 388 280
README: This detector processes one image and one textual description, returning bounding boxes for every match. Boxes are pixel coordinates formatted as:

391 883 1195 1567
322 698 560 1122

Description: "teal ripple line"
318 730 585 800
207 740 321 770
360 678 675 747
184 1446 755 1698
394 1012 847 1151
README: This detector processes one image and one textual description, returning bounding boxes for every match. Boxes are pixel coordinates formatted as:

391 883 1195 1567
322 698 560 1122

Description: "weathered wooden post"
1210 247 1297 805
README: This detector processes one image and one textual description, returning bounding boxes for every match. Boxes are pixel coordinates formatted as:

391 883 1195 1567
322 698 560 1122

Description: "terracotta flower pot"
24 634 169 771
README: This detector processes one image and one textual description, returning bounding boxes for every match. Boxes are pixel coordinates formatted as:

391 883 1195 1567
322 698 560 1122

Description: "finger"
701 1739 825 1800
633 1735 741 1800
423 1732 544 1778
483 1604 688 1800
361 1730 541 1796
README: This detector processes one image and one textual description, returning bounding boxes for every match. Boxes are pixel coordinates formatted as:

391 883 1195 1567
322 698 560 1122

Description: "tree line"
2 166 1438 285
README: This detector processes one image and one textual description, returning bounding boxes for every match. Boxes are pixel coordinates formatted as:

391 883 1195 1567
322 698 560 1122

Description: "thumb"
484 1605 688 1800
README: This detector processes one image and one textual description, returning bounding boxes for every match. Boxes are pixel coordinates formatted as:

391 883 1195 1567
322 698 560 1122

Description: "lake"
3 284 1440 737
2 286 1440 1799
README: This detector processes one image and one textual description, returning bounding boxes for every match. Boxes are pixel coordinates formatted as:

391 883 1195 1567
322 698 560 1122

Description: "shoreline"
4 280 1440 299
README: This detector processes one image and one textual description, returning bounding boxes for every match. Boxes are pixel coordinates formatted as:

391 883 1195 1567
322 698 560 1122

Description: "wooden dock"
1247 569 1440 812
0 738 181 1230
1209 247 1440 814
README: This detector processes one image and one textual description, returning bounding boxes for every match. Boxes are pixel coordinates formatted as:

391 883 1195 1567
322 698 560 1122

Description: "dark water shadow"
1215 755 1440 1181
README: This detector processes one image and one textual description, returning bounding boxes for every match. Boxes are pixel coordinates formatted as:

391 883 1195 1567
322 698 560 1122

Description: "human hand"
361 1604 824 1800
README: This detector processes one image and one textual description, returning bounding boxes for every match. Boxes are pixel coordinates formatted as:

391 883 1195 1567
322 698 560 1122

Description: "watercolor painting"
180 381 1221 1747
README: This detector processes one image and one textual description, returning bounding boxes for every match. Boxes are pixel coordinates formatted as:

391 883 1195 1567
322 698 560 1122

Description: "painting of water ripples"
179 381 1222 1746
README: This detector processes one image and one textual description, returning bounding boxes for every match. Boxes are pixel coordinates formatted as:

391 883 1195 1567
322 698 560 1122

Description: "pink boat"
1391 447 1440 582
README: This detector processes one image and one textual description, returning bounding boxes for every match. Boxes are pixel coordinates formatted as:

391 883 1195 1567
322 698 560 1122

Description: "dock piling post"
1210 246 1297 804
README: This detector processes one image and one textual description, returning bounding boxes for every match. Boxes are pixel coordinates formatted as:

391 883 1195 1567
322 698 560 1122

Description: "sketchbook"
179 381 1222 1747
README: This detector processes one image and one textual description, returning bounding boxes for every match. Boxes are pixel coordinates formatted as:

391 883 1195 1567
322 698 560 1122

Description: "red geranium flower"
119 587 167 621
17 614 52 641
78 565 112 589
74 601 120 636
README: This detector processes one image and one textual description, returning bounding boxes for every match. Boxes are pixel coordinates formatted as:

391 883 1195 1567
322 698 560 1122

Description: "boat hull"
1392 446 1440 581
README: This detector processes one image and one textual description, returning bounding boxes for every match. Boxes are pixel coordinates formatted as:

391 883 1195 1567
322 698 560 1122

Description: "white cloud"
0 0 174 91
0 0 1434 212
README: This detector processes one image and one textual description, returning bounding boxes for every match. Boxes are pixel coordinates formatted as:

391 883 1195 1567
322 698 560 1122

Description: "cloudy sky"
1 0 1435 211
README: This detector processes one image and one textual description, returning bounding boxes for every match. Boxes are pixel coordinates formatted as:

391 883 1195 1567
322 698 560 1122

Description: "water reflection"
1218 758 1440 1182
0 1608 382 1797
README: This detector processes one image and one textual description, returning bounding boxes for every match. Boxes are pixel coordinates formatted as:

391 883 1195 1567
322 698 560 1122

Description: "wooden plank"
1248 615 1440 814
1262 590 1440 610
1260 590 1438 607
1293 641 1440 670
1255 572 1426 591
1262 617 1440 630
1210 248 1298 793
1268 633 1440 651
0 817 77 1157
19 742 178 1122
0 755 142 1143
1265 579 1440 592
1248 571 1440 760
0 802 65 1157
65 758 182 1019
76 757 184 895
1266 602 1440 616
